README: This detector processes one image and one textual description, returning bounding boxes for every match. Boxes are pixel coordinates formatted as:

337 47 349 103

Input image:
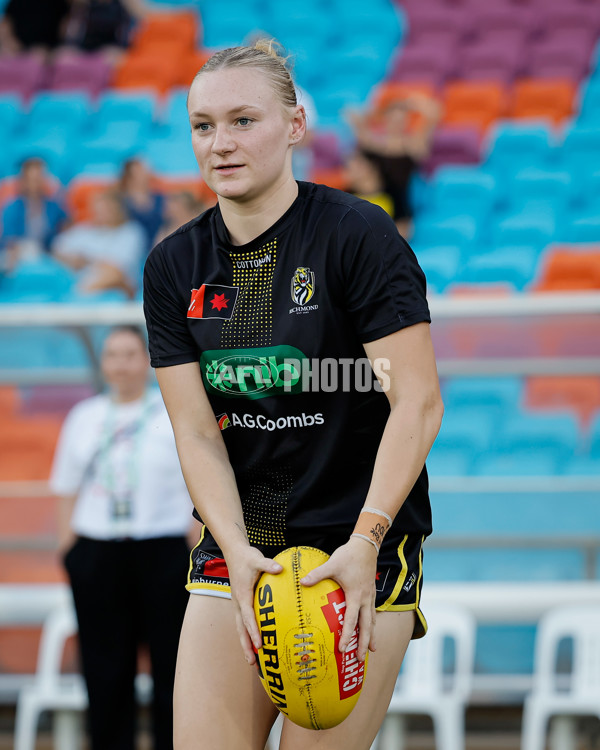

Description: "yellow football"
253 546 368 730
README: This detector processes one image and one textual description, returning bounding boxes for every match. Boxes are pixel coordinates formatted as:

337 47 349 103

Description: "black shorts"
186 527 428 639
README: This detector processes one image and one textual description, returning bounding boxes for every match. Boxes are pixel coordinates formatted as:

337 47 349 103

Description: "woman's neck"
218 174 298 246
111 387 146 404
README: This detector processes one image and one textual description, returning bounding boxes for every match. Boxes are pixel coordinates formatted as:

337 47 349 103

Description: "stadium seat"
442 376 523 413
46 51 112 98
388 46 457 88
424 125 482 173
434 405 499 456
426 445 474 476
414 245 463 294
412 214 480 252
112 53 181 94
456 42 527 84
429 166 497 218
537 4 600 38
490 210 557 251
0 95 25 141
442 81 507 132
65 177 117 222
507 168 571 212
577 79 600 125
143 135 198 176
461 245 540 290
534 246 600 291
527 39 592 81
468 4 540 41
559 126 600 175
473 451 562 476
25 93 91 140
495 410 582 467
0 54 46 102
175 50 212 88
510 80 576 125
403 4 474 43
521 604 600 750
0 258 76 303
0 416 62 480
129 11 199 53
525 376 600 427
483 123 555 176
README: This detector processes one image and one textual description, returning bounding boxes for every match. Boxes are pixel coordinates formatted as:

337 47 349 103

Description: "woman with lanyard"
51 325 195 750
143 40 443 750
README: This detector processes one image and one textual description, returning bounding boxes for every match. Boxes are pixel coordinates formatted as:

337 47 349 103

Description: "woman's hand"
300 536 378 663
227 545 283 665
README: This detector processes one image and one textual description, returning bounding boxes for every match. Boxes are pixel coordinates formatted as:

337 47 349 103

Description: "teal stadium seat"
0 257 76 303
461 245 541 290
484 123 556 178
414 245 463 293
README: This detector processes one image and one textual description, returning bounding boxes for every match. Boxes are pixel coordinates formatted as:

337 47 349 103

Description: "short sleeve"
338 202 430 343
143 243 199 368
49 407 87 496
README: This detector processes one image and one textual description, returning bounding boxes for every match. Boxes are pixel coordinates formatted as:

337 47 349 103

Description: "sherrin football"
253 546 368 730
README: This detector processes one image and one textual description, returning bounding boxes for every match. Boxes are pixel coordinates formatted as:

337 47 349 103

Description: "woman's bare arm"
155 362 282 662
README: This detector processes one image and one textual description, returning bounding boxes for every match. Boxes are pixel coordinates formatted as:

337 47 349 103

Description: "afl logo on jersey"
291 267 315 306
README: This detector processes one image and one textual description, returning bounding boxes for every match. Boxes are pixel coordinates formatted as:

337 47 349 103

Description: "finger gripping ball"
253 546 368 730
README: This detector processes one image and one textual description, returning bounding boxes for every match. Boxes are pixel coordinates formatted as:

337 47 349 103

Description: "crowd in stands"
0 155 208 299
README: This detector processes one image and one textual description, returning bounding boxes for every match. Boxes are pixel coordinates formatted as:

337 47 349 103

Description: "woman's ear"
290 105 307 145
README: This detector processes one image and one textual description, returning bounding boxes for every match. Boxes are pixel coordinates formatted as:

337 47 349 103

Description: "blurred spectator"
51 324 194 750
344 150 394 217
293 84 319 181
62 0 151 62
0 157 69 270
153 190 204 246
346 93 441 238
119 157 164 253
0 0 70 57
52 189 145 297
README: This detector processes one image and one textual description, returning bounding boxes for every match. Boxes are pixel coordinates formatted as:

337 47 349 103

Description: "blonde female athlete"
143 40 443 750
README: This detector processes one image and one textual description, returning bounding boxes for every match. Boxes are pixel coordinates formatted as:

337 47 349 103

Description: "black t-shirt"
143 182 432 545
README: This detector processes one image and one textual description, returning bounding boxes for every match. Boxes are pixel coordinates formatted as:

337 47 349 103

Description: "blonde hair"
191 39 297 110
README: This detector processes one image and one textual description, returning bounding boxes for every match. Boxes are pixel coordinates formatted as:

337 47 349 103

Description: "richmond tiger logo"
291 267 315 306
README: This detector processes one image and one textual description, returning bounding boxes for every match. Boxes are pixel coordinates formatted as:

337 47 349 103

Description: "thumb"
261 558 283 575
300 561 332 587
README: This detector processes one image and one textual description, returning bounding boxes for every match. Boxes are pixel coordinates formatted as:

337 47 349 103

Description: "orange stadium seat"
177 49 212 87
442 81 508 132
372 81 438 110
534 246 600 291
0 385 20 416
510 79 576 125
112 53 181 94
153 175 216 205
311 167 348 191
0 417 62 480
525 376 600 427
130 11 199 54
66 178 116 222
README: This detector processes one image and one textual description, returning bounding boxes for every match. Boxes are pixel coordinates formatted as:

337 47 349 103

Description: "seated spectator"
52 189 144 297
1 157 69 271
344 150 394 217
62 0 155 63
346 92 441 238
0 0 70 57
119 157 164 254
153 191 205 246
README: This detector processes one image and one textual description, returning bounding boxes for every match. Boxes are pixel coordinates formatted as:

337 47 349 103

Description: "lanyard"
98 392 152 536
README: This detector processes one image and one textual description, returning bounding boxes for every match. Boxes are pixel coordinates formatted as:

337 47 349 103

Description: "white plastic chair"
375 602 476 750
521 603 600 750
14 599 86 750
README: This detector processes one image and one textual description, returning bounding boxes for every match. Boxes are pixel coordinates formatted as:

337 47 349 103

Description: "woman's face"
101 331 149 395
187 67 303 203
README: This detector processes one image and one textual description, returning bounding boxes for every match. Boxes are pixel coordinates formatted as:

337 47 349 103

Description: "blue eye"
237 117 252 126
193 122 210 132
